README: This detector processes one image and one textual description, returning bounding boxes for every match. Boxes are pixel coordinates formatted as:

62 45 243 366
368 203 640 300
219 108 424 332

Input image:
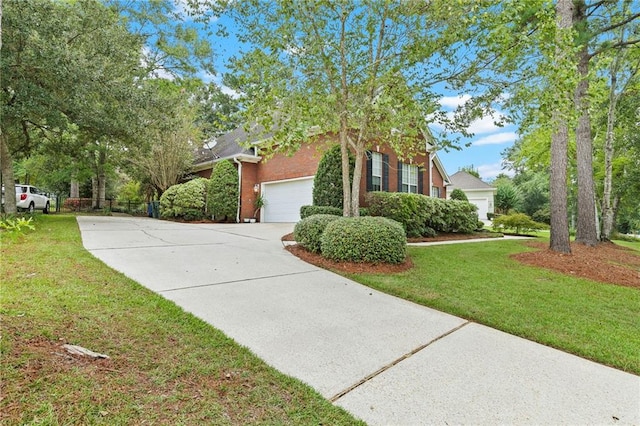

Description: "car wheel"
44 202 50 214
28 202 35 214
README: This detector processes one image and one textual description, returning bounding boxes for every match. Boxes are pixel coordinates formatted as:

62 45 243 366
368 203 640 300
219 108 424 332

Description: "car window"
32 187 40 194
16 186 27 194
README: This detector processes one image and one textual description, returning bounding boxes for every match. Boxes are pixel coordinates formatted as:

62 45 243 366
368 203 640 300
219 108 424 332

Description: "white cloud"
439 94 471 109
477 163 514 181
473 132 518 146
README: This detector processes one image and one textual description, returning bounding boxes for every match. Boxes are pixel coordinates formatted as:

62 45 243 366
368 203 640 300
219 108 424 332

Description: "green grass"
0 215 361 425
346 240 640 375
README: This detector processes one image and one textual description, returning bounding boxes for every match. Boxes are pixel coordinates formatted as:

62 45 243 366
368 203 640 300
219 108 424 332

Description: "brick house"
193 126 450 222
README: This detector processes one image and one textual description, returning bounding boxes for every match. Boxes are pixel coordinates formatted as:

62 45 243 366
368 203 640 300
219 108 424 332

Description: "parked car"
14 185 51 214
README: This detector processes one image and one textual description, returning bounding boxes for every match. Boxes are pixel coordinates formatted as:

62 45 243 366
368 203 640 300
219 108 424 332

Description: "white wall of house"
449 189 495 220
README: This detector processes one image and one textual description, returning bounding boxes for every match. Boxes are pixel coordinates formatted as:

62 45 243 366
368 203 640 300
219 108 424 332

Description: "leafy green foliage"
294 214 343 254
159 185 180 219
117 180 143 204
492 213 549 235
300 205 343 219
495 183 522 214
175 178 209 221
0 216 35 235
450 188 469 202
366 192 479 237
160 178 208 221
321 217 406 264
207 160 239 222
313 145 354 209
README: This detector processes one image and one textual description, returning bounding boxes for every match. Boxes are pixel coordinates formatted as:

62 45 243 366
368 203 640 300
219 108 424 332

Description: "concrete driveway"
77 216 639 425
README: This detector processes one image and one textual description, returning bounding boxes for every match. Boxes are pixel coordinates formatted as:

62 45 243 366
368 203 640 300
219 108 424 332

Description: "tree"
570 0 640 245
460 166 480 179
127 80 201 198
1 0 144 213
221 1 487 216
313 145 354 209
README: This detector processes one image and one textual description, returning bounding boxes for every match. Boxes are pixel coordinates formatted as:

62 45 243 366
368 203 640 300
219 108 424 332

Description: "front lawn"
345 240 640 375
0 214 361 425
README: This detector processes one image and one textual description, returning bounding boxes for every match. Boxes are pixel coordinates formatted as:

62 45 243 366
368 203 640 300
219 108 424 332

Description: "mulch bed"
512 241 640 289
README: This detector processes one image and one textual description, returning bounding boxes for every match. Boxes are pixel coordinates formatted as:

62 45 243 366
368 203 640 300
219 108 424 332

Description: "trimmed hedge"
300 205 369 219
300 205 342 219
321 216 406 264
160 178 208 221
365 192 478 236
294 214 342 253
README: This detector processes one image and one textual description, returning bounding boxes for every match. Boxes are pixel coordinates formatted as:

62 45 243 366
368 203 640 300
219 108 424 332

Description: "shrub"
492 213 548 234
300 205 370 219
321 216 406 264
312 145 354 209
449 188 468 202
176 178 208 220
440 199 479 233
300 205 342 219
366 192 478 236
208 160 239 221
160 178 208 221
294 214 342 253
159 185 180 218
495 183 521 214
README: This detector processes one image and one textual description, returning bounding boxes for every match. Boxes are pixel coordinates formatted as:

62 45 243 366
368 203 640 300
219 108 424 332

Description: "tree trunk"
70 179 80 198
601 58 620 241
340 127 352 217
351 143 364 217
549 0 573 254
0 132 17 214
573 3 598 246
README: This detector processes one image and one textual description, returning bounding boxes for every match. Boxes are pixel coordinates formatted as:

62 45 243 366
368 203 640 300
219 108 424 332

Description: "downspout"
233 157 242 223
428 151 433 197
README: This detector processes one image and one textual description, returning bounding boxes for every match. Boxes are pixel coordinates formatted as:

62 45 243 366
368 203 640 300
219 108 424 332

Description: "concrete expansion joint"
329 321 471 403
158 269 321 293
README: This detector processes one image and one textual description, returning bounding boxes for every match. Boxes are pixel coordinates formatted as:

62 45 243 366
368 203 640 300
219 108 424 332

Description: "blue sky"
430 95 518 181
173 1 519 183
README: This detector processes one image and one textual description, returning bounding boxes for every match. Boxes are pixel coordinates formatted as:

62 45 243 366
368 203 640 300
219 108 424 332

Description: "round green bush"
312 145 354 209
294 214 342 253
321 216 406 264
450 188 468 201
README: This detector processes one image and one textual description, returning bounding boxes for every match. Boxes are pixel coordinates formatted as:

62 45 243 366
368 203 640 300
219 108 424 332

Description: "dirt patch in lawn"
284 233 640 288
512 241 640 289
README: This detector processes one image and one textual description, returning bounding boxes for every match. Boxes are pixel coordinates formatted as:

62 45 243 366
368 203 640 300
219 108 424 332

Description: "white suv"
15 185 51 214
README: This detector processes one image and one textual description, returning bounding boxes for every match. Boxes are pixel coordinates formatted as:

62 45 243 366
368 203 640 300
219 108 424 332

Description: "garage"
468 198 490 220
261 177 314 222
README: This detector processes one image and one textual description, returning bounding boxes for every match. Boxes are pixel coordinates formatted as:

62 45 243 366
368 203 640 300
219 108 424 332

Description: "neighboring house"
193 126 450 222
447 171 496 220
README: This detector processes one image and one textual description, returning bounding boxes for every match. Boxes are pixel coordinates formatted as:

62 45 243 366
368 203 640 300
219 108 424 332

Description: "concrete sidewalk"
77 216 639 425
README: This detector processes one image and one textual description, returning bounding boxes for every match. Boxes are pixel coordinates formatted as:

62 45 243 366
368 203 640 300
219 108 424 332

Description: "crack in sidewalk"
159 269 322 293
329 321 471 403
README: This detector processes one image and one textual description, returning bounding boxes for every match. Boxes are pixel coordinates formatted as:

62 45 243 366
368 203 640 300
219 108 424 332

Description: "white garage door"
469 198 489 220
262 177 314 222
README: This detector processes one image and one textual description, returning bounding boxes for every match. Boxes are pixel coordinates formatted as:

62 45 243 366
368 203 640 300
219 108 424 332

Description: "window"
431 186 440 198
401 163 418 193
371 152 382 191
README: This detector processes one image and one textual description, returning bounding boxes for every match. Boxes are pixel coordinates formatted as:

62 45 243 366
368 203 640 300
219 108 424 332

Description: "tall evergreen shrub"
208 160 239 221
312 145 354 209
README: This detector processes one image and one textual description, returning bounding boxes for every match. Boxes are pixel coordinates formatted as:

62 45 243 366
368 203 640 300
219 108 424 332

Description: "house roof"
449 170 495 191
193 124 269 169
